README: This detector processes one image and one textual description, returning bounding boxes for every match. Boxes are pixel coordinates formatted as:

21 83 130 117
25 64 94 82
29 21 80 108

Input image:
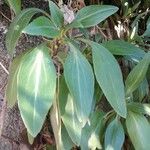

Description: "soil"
0 0 50 149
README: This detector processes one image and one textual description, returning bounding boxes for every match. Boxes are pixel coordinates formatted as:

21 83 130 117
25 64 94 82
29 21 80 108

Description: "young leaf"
61 94 83 146
127 102 150 116
80 111 104 150
6 0 21 15
91 42 127 118
125 52 150 96
17 44 56 137
22 16 60 38
5 54 25 108
102 40 145 60
6 8 46 56
64 42 94 125
105 118 125 150
126 111 150 150
68 5 118 28
48 0 64 28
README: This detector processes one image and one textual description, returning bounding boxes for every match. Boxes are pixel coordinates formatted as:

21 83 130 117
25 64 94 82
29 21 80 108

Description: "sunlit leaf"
125 52 150 96
126 111 150 150
91 42 127 118
48 0 64 28
23 16 60 38
50 88 73 150
17 44 56 137
80 111 104 150
62 94 83 146
127 102 150 116
64 42 94 125
105 118 125 150
6 8 47 56
68 5 118 28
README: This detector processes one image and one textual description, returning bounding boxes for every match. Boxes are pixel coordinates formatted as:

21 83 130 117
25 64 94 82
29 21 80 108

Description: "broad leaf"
105 118 125 150
143 16 150 37
64 42 94 125
125 52 150 96
127 102 150 116
17 45 56 137
80 111 104 150
6 8 46 56
62 94 83 146
49 1 64 28
102 40 145 60
91 42 127 118
68 5 118 28
23 16 60 38
6 0 21 15
5 54 24 108
126 111 150 150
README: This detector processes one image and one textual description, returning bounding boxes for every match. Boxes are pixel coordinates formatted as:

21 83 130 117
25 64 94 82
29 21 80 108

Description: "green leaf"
102 40 145 60
5 54 25 108
50 98 73 150
125 52 150 96
27 132 34 145
6 8 46 56
126 111 150 150
80 111 104 150
69 5 118 28
6 0 21 15
17 44 56 137
22 16 60 38
134 78 149 102
64 42 94 125
143 16 150 37
91 42 127 118
127 102 150 116
105 118 125 150
61 94 83 146
48 0 64 28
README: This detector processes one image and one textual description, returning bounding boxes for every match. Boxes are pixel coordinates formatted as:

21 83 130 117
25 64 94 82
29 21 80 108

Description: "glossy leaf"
125 52 150 96
80 111 104 150
64 42 94 125
102 40 145 60
126 111 150 150
49 0 64 28
5 54 25 108
69 5 118 28
6 0 21 15
17 45 56 137
127 102 150 116
91 42 127 118
23 16 60 38
61 93 83 146
6 8 46 56
105 118 125 150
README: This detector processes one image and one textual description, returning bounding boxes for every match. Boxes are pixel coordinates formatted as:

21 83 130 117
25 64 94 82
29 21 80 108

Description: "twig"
0 10 12 22
0 62 9 75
